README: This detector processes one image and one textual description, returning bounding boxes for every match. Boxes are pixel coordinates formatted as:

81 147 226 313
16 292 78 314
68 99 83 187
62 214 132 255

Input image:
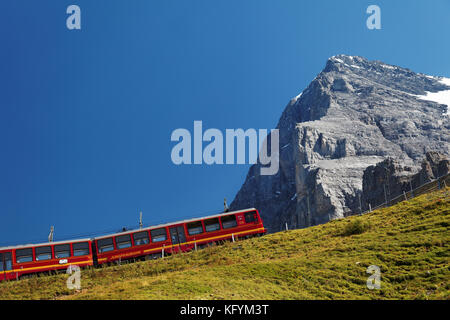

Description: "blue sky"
0 0 449 246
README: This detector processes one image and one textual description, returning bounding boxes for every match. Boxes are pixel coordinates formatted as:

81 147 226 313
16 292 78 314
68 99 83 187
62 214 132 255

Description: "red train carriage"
0 239 93 281
94 208 266 265
0 208 266 281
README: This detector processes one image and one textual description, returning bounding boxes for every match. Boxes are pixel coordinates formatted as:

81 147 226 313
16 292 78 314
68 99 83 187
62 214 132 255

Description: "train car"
94 208 266 265
0 238 93 281
0 208 266 281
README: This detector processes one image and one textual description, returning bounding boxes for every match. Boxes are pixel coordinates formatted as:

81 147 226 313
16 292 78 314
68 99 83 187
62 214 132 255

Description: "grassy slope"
1 188 449 300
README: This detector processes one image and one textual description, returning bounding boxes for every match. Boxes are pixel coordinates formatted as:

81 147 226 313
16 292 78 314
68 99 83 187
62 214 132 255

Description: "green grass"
1 188 449 300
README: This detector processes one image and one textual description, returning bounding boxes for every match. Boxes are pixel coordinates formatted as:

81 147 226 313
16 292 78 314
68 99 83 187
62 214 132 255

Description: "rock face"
230 55 450 233
361 152 450 210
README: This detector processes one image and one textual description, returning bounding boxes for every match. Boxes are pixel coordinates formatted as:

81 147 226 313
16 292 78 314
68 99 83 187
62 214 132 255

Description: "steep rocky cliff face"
361 152 450 209
230 55 450 232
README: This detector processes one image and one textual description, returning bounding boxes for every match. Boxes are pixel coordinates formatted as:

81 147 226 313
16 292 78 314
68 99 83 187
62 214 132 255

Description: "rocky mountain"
230 55 450 233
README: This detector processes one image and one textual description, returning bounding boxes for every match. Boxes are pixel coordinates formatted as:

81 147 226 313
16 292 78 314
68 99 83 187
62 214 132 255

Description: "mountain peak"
322 55 450 95
231 55 449 232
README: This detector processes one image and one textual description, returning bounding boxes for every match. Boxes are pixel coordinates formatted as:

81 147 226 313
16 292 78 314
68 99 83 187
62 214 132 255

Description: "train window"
150 228 167 242
35 246 52 261
55 244 71 258
221 215 237 229
116 234 132 249
244 211 257 223
133 231 149 246
73 242 90 256
0 252 12 271
187 221 204 235
16 248 33 263
204 218 220 232
97 238 114 253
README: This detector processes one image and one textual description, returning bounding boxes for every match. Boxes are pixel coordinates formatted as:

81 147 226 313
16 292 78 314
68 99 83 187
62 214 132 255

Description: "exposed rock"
361 152 449 210
230 55 450 233
422 151 450 179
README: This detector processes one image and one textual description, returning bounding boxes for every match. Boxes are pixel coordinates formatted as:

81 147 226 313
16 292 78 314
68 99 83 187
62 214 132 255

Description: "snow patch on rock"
415 77 450 116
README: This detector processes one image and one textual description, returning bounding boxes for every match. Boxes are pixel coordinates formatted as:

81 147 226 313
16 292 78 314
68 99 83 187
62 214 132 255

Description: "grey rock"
230 55 450 233
361 152 449 208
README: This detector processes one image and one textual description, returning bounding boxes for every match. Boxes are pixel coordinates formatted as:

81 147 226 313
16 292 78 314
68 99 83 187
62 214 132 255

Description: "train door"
0 252 13 280
91 242 98 266
169 226 187 252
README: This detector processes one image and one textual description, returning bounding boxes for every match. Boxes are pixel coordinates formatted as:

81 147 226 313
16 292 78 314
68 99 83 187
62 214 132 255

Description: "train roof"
0 208 258 250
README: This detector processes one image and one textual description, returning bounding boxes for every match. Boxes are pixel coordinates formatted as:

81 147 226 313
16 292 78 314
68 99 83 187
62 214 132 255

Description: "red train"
0 208 266 281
